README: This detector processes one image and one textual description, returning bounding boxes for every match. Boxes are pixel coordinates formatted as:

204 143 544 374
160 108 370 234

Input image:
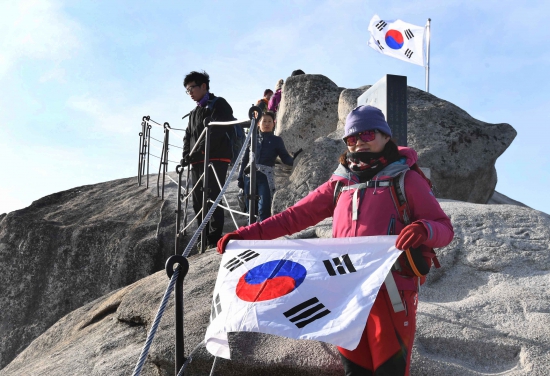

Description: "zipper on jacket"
387 214 396 235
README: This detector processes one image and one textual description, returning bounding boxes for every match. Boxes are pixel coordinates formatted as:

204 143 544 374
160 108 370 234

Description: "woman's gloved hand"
395 223 428 250
237 177 244 189
217 232 244 254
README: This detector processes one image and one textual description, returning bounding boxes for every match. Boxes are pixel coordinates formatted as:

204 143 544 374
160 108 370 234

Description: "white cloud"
0 0 81 79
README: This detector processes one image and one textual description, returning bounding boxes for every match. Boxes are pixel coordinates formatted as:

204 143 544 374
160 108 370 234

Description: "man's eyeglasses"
343 130 378 146
185 84 200 95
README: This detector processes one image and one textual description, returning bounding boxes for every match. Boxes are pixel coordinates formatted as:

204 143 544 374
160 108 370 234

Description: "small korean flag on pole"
368 14 426 67
204 236 402 359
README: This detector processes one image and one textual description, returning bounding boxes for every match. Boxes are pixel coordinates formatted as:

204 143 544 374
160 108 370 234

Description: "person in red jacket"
256 89 273 113
218 105 454 376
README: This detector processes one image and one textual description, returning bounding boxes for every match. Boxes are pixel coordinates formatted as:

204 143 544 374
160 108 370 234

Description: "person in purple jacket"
219 105 454 376
267 79 284 113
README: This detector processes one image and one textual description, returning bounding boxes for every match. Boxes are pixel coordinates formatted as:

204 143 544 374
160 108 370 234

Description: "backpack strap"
333 180 344 208
390 170 441 277
206 97 219 112
389 171 411 225
384 272 405 312
335 180 392 220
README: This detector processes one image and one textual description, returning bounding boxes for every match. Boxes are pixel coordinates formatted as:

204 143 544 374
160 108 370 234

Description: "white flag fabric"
367 14 426 66
205 236 402 359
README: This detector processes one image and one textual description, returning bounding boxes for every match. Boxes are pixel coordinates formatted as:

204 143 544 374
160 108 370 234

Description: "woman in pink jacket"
218 105 454 376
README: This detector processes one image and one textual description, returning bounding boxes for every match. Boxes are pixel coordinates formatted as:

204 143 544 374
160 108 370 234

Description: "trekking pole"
247 106 261 224
165 255 190 375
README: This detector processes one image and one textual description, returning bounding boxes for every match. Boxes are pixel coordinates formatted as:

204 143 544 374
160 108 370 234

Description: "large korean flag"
205 236 402 359
367 14 426 66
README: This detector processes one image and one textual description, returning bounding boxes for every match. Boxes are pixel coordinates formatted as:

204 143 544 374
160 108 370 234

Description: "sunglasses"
343 130 378 146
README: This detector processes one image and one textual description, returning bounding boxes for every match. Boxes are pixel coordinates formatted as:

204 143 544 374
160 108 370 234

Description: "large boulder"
0 175 180 368
272 136 342 215
407 87 516 203
275 74 343 153
271 85 516 213
3 202 549 375
272 85 370 214
0 162 252 369
336 86 371 130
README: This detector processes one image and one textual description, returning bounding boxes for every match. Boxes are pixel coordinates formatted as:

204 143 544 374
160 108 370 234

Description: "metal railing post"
165 255 189 376
138 116 147 186
201 118 212 253
142 116 151 184
146 124 151 188
175 164 184 255
157 122 170 199
182 169 190 236
248 110 259 224
161 123 170 200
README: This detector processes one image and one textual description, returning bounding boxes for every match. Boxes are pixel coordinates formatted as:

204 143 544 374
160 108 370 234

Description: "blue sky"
1 0 549 215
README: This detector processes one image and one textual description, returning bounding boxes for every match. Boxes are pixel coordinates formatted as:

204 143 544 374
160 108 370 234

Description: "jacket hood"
332 146 418 183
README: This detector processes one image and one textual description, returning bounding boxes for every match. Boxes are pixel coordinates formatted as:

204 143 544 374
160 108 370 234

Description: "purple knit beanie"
343 105 392 139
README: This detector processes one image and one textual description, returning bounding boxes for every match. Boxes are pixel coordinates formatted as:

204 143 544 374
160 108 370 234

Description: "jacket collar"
331 146 418 183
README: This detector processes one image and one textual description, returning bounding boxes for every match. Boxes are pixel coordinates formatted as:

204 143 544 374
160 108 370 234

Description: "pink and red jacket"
267 89 282 113
236 147 454 290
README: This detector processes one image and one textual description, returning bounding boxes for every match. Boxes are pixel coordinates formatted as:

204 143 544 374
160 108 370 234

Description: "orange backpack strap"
390 170 440 277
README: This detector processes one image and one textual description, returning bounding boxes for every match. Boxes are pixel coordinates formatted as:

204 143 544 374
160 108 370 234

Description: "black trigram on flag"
323 254 357 276
283 297 331 328
404 29 414 39
404 49 414 59
375 20 387 31
211 293 222 320
376 39 384 51
223 249 259 272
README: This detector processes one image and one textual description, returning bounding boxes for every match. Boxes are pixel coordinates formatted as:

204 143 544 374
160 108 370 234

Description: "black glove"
180 156 190 167
243 165 251 175
237 177 244 189
293 148 303 159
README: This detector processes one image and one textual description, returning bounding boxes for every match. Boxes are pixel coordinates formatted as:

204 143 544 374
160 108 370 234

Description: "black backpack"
207 97 245 165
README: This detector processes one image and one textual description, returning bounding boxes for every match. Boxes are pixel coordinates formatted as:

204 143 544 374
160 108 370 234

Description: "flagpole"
425 18 431 93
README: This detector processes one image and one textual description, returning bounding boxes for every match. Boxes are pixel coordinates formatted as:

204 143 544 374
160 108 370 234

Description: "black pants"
190 161 229 245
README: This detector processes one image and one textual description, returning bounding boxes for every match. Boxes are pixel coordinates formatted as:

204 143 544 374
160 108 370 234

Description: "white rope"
180 209 203 234
167 175 178 185
181 119 253 258
146 119 164 128
170 128 185 137
208 119 249 126
209 163 239 229
208 200 249 217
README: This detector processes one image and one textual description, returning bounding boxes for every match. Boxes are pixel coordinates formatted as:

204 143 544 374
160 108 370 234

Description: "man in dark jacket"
181 70 234 247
